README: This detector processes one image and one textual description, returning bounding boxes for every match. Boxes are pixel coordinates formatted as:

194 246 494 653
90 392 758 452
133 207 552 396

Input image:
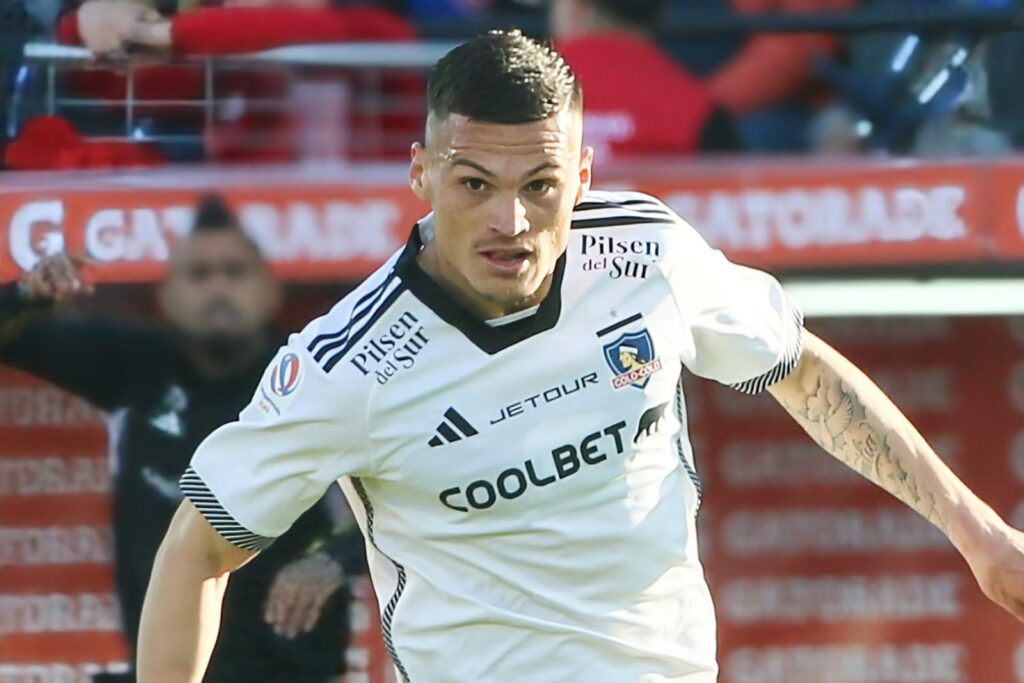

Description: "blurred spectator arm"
133 5 416 56
56 0 161 53
58 3 414 54
709 0 855 114
0 278 156 411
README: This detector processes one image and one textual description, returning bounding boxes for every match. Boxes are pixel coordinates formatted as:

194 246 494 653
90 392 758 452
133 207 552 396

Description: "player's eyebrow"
450 159 560 180
522 162 559 179
451 159 497 177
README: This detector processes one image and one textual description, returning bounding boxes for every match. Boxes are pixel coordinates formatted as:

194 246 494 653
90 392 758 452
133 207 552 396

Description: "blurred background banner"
9 158 1024 282
691 315 1024 683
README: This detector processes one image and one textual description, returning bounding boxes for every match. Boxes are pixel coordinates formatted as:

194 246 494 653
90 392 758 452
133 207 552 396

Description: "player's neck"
417 245 552 321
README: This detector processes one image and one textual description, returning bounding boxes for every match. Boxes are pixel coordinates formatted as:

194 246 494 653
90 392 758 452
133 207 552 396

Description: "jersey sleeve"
180 335 367 551
663 215 804 395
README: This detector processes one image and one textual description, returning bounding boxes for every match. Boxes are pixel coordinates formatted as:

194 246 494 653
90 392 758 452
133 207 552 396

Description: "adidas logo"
429 408 479 448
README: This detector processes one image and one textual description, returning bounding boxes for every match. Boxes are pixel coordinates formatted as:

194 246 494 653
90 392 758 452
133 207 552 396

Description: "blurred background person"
692 0 857 152
809 0 1013 156
0 195 355 683
808 101 868 155
550 0 740 159
5 0 418 168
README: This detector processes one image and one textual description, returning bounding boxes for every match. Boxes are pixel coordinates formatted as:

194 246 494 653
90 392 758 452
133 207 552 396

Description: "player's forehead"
431 112 580 175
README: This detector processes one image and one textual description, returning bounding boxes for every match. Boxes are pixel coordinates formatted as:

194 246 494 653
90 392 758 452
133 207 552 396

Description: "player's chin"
473 274 539 305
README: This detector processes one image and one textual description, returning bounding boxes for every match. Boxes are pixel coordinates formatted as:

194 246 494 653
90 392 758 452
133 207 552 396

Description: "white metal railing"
23 41 457 68
15 42 453 159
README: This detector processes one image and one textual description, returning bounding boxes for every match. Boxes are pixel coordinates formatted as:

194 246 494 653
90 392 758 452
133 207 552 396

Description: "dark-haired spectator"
0 196 355 683
550 0 739 159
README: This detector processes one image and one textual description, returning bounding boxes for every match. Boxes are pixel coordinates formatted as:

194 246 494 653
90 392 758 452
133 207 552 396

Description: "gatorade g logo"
604 329 662 390
270 353 301 397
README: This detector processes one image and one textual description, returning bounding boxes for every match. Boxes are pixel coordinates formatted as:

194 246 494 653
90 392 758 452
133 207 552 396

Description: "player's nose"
487 194 529 237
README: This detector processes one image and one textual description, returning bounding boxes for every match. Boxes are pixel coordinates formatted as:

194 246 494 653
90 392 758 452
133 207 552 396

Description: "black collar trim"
394 224 567 355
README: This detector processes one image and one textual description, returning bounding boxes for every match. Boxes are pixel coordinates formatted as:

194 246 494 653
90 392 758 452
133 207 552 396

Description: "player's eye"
524 179 554 194
463 178 488 192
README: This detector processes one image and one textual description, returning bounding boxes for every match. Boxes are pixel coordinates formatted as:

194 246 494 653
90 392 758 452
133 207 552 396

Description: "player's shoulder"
572 190 705 253
572 190 700 234
295 250 408 375
574 190 675 225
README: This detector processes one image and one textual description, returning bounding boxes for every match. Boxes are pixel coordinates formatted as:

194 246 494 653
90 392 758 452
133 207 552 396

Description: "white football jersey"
182 191 803 683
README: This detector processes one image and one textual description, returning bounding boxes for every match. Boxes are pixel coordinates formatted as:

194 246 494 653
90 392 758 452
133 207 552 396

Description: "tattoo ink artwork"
779 370 948 534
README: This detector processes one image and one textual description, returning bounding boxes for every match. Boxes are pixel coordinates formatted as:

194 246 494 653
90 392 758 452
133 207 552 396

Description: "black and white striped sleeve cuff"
729 303 805 395
180 467 275 552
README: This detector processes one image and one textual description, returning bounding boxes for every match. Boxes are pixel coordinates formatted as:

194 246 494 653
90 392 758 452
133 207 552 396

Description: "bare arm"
137 500 257 683
770 330 1024 620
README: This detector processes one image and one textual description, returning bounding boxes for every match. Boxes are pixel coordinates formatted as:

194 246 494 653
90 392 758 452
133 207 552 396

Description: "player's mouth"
480 247 532 273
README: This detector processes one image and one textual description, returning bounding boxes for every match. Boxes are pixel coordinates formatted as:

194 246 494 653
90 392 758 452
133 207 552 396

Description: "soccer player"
139 31 1024 682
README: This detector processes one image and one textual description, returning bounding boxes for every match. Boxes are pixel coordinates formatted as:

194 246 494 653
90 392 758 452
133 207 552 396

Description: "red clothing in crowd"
5 115 164 170
711 0 856 113
57 5 415 58
557 33 725 159
21 4 420 167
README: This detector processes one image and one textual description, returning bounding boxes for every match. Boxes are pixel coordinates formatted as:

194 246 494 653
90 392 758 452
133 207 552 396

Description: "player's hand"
18 254 93 303
264 552 344 639
77 0 162 55
963 522 1024 621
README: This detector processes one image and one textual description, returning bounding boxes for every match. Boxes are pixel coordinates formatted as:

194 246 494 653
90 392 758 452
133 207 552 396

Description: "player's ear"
576 145 594 203
410 142 430 202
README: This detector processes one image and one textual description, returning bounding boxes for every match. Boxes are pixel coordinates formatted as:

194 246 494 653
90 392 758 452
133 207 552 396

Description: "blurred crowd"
0 0 1021 169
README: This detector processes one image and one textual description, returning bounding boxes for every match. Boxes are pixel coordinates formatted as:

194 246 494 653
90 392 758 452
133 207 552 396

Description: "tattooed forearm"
773 355 949 535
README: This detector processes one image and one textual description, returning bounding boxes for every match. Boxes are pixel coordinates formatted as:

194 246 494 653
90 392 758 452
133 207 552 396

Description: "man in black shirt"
0 196 352 683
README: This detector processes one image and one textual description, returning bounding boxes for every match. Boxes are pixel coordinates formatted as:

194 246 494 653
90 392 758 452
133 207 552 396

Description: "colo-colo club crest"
603 329 662 390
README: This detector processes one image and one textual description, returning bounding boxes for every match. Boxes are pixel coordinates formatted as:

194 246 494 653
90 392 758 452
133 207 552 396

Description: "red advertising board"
639 160 992 268
4 157 1024 283
691 316 1024 683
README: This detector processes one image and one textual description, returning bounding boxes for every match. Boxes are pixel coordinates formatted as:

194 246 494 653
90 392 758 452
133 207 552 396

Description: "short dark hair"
189 194 264 259
192 194 242 233
427 30 582 126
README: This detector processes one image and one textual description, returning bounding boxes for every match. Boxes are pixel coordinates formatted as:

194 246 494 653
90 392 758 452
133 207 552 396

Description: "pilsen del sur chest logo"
603 329 663 390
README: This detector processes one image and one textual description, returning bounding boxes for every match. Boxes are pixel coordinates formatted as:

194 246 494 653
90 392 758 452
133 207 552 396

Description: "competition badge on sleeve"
604 329 662 390
257 350 304 416
270 353 301 397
